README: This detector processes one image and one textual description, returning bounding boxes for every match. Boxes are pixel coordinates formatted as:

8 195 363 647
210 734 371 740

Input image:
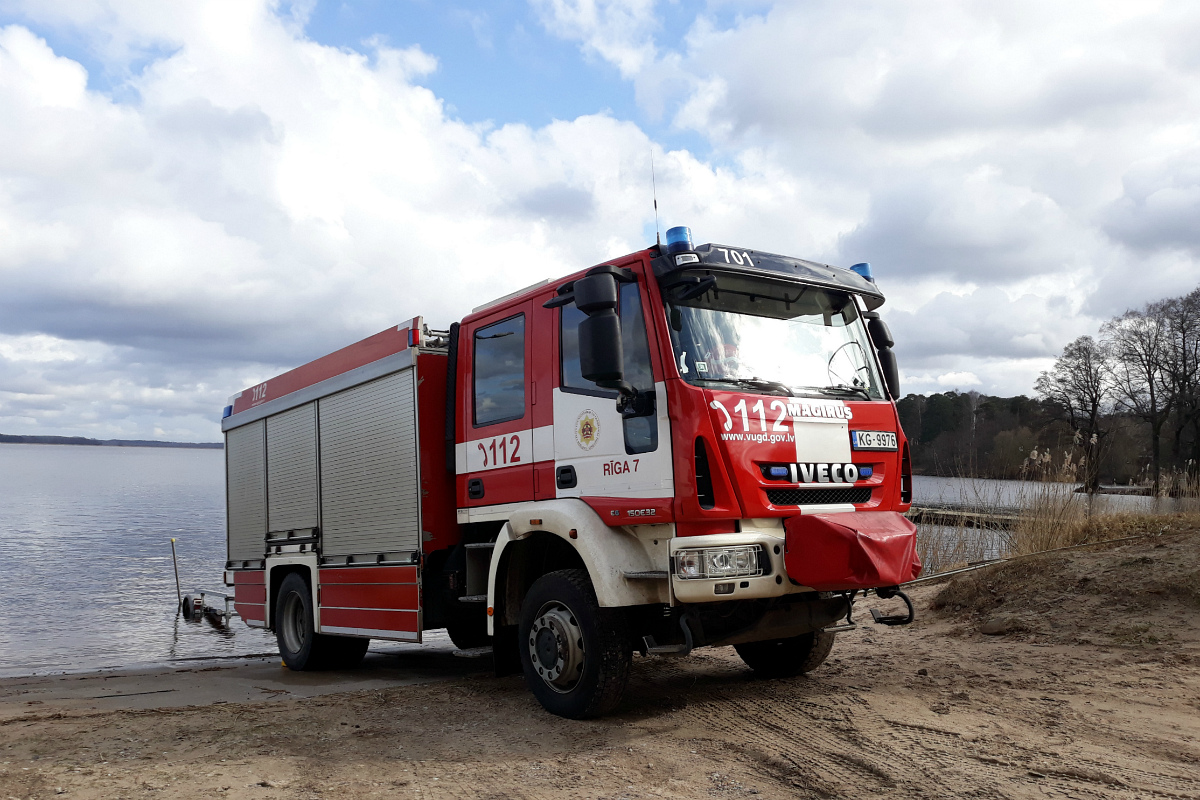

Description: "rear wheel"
519 569 630 719
275 573 367 670
734 629 835 678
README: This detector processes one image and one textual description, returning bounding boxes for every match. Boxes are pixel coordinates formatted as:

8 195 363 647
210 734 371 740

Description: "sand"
2 529 1198 799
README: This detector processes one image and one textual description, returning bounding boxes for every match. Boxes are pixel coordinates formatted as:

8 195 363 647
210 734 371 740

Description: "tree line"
897 286 1200 492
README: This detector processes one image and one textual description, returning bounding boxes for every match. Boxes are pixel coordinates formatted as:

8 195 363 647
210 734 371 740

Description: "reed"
913 473 1200 576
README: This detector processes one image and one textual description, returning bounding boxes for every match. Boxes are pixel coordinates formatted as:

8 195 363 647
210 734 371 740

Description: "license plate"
851 430 898 451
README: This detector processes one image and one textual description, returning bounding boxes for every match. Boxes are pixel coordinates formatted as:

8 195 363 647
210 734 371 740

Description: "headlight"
674 546 763 580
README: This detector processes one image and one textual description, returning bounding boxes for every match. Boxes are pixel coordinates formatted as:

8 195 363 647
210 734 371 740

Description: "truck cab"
221 229 920 719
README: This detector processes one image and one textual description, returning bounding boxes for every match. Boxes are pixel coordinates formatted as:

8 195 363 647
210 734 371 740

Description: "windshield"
664 271 885 400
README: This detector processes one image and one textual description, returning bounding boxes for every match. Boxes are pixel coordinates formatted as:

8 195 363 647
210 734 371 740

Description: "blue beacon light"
665 226 694 255
850 262 874 283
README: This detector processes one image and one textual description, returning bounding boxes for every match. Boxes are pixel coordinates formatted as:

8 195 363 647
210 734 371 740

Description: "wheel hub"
528 602 584 692
280 591 307 654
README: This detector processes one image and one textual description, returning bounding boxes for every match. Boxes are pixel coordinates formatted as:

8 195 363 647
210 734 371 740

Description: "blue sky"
0 1 1198 440
6 0 721 154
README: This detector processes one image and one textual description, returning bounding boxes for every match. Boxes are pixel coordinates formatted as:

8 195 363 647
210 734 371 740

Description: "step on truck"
220 226 921 719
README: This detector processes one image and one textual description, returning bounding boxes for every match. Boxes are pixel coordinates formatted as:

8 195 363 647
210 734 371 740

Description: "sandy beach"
2 528 1198 799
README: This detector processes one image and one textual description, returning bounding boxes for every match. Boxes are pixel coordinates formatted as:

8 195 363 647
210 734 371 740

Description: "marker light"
665 225 694 255
850 262 875 283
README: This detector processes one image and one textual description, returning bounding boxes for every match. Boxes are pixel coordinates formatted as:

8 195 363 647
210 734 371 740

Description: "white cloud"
936 371 982 388
2 1 1200 440
530 0 658 78
532 0 1200 392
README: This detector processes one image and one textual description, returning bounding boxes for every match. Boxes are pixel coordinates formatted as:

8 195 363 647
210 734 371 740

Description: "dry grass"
914 476 1200 576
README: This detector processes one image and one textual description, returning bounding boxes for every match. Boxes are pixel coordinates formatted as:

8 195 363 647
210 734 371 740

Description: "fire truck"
220 226 920 719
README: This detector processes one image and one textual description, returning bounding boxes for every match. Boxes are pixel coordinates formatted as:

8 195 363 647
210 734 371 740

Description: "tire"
180 594 197 621
734 629 836 678
276 575 338 671
518 569 631 719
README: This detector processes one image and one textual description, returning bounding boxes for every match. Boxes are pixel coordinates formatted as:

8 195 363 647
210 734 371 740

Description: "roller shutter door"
319 369 420 557
226 420 266 562
266 402 319 533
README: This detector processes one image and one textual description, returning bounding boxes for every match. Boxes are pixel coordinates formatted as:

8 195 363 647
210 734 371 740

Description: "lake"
0 443 275 677
1 444 1193 677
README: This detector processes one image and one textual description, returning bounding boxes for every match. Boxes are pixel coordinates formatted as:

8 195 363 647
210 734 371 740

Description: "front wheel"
734 629 836 678
519 569 630 719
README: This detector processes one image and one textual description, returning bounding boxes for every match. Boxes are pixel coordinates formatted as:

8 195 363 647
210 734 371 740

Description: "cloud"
530 0 658 78
2 1 1200 440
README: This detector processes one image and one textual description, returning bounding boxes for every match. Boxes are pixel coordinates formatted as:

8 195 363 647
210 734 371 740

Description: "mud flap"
784 511 923 592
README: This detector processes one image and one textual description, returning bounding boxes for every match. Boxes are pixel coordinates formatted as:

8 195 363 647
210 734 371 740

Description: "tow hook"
870 587 915 626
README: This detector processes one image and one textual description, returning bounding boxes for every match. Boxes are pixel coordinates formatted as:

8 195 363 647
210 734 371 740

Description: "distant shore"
0 434 222 449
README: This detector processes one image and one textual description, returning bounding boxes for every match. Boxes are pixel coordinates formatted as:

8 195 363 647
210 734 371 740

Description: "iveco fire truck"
220 226 920 719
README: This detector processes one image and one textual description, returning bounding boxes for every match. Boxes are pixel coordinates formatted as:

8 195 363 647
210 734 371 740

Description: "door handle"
467 478 485 499
555 465 577 490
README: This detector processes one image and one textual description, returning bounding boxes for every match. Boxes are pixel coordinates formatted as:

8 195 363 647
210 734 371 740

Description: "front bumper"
668 511 922 603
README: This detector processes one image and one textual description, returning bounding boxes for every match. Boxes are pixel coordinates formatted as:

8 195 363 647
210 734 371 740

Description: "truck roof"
652 243 886 310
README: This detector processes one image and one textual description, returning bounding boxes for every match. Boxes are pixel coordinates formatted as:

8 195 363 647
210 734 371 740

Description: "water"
0 445 1191 677
0 443 275 677
913 475 1196 514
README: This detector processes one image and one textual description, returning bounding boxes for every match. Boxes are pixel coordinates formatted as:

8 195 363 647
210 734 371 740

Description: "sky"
0 0 1198 442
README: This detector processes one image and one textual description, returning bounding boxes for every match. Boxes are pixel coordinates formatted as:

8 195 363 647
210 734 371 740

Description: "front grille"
765 487 873 506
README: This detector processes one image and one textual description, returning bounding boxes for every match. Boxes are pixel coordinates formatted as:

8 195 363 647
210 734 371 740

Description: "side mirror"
574 273 624 389
864 312 900 398
543 266 637 404
867 317 893 349
877 347 900 399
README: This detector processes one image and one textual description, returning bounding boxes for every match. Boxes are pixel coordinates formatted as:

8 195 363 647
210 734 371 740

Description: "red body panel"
582 496 675 526
233 570 266 623
317 565 419 635
784 511 922 591
321 609 419 632
322 583 419 610
416 354 458 553
319 565 417 584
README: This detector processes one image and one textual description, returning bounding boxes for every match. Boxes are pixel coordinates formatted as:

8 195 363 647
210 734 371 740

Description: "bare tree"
1161 288 1200 473
1036 335 1113 492
1102 302 1173 493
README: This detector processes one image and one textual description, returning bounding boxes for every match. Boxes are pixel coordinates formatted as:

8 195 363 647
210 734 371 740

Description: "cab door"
458 303 535 507
552 274 674 511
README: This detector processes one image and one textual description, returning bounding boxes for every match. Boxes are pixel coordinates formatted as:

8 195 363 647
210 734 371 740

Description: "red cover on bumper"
784 511 923 591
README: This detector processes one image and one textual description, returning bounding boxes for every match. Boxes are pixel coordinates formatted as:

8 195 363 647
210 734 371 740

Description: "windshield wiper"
690 377 793 396
813 383 872 400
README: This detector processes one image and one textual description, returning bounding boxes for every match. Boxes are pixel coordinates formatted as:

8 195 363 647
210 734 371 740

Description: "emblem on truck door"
575 410 600 451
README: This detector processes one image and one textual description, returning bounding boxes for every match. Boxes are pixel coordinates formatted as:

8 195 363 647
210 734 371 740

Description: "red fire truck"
221 227 921 718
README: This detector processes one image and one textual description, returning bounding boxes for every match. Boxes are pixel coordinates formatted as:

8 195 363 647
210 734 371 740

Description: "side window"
473 314 525 427
561 284 654 394
560 284 657 454
618 283 654 393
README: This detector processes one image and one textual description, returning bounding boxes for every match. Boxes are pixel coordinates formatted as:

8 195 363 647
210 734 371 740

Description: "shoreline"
0 436 222 449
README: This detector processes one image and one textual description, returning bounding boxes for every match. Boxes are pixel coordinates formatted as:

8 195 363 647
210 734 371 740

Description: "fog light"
714 582 734 595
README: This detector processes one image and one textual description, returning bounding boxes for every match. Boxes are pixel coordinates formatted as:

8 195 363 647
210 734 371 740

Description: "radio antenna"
651 148 661 246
